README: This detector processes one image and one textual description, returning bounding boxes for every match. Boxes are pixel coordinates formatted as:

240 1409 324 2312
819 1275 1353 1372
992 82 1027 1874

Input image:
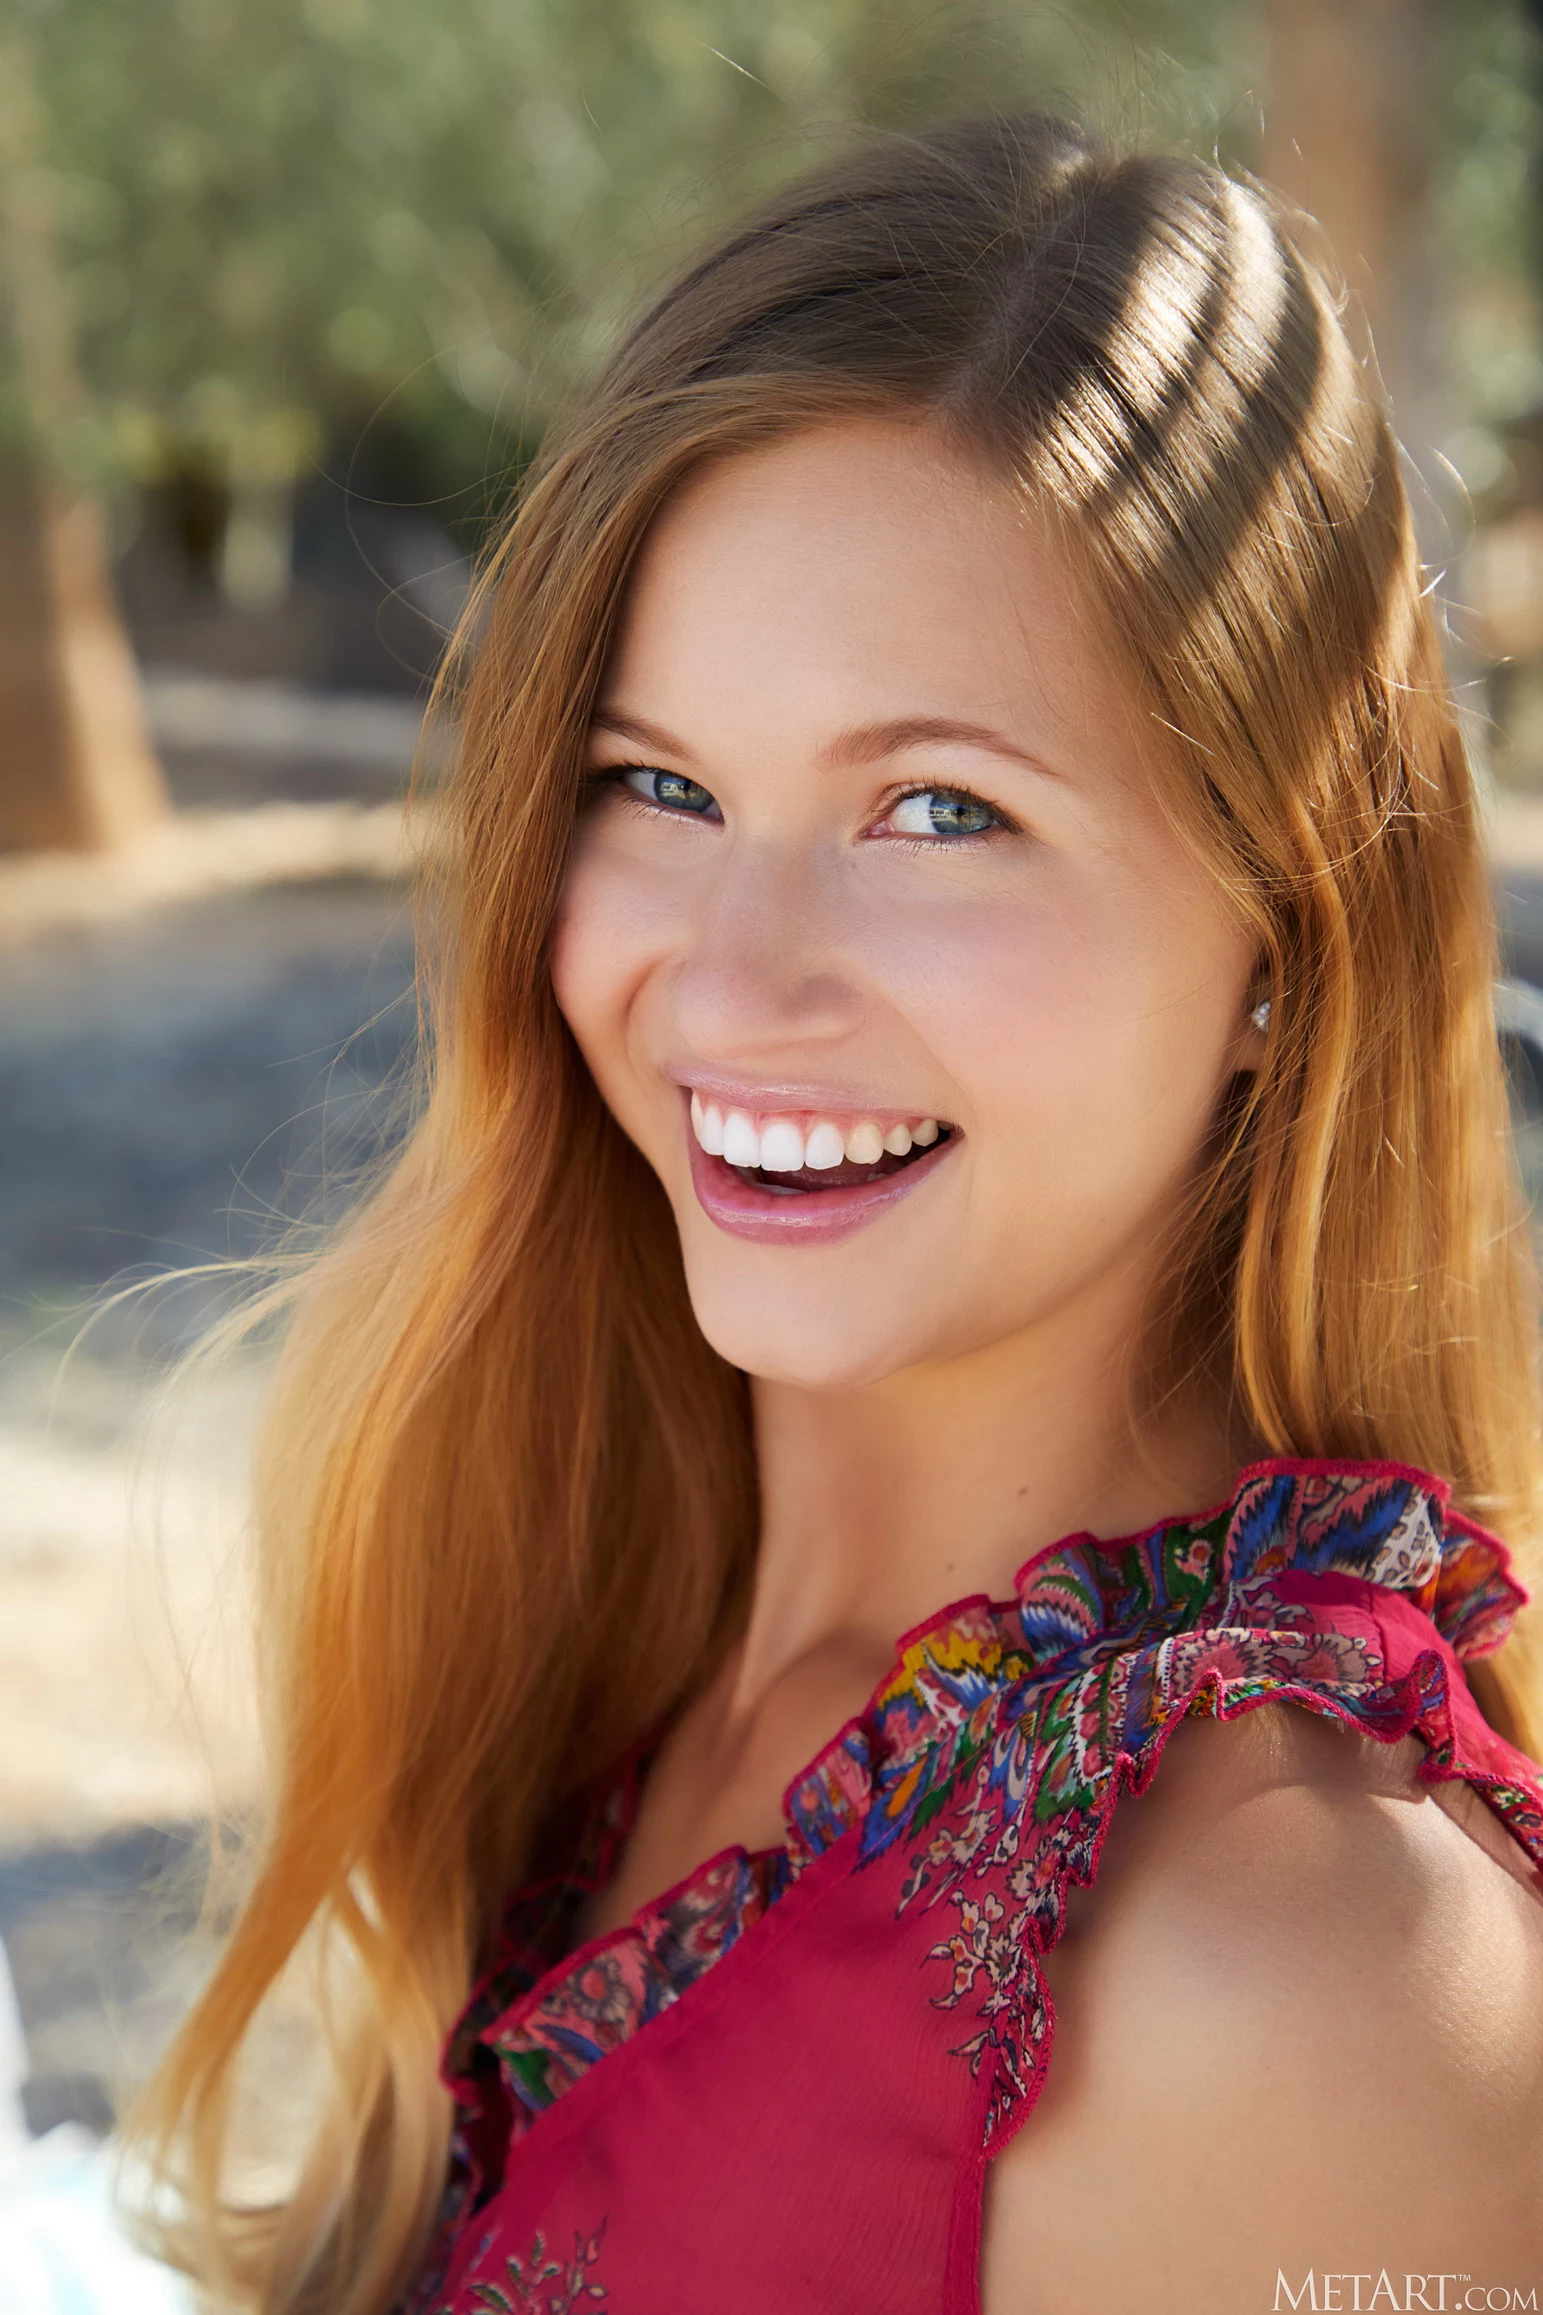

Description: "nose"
666 835 867 1062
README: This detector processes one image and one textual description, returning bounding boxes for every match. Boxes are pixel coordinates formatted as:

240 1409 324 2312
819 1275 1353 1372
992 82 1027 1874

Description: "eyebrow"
588 707 1059 780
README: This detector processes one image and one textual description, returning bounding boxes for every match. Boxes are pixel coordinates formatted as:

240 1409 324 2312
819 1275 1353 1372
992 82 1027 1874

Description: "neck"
727 1264 1248 1723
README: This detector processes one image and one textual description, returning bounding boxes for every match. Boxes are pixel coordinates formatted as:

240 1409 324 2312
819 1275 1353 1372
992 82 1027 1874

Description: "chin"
684 1278 927 1395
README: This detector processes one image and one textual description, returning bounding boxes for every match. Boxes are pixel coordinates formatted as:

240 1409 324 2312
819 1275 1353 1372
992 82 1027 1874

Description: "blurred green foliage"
3 0 1542 522
2 0 1251 511
1442 0 1543 432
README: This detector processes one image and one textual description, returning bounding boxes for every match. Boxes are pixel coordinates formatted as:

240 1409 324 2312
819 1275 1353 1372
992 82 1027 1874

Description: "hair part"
122 111 1543 2311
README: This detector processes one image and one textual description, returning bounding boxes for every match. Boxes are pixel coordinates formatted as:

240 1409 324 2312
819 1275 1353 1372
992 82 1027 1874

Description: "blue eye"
620 766 721 818
888 788 1001 838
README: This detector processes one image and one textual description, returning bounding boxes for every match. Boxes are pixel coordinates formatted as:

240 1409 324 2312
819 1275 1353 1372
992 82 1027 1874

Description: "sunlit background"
4 0 1543 2296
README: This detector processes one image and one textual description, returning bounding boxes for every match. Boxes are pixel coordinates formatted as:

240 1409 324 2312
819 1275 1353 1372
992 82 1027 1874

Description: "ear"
1233 980 1272 1074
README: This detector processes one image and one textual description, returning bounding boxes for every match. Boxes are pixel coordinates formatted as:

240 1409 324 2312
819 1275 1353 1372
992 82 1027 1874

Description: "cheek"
883 875 1248 1196
549 831 712 1178
550 813 708 1034
548 844 653 1090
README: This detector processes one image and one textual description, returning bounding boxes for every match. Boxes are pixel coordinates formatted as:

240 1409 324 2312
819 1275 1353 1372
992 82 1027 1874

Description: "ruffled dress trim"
440 1456 1540 2181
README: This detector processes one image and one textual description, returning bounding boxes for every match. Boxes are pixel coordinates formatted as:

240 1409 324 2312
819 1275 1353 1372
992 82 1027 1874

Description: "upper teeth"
690 1095 941 1170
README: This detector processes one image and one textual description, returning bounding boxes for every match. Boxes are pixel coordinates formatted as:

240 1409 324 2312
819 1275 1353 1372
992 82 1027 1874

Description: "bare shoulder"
979 1701 1543 2315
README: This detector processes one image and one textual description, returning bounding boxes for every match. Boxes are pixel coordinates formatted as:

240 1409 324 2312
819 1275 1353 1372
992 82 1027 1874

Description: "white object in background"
0 1942 194 2314
0 1938 29 2161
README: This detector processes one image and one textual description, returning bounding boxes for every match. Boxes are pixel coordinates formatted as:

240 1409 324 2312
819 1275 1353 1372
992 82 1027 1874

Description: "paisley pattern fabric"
890 1465 1540 2150
459 2222 609 2314
405 1457 1543 2315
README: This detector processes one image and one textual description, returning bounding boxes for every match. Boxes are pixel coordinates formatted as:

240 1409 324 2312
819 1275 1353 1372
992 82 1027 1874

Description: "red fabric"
404 1460 1543 2315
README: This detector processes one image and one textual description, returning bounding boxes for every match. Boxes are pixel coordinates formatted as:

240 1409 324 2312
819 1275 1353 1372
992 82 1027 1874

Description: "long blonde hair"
124 113 1543 2312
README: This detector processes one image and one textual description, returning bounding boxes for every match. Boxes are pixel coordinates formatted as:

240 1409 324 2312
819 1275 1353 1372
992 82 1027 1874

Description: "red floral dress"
401 1457 1543 2315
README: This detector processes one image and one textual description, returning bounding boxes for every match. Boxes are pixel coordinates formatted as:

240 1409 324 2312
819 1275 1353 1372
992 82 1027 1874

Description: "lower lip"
684 1123 959 1245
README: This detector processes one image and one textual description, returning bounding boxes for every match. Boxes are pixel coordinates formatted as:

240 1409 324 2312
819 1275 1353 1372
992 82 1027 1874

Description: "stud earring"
1250 997 1272 1034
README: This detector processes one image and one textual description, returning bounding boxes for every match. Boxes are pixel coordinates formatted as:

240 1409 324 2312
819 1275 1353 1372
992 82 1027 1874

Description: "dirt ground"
0 823 416 2138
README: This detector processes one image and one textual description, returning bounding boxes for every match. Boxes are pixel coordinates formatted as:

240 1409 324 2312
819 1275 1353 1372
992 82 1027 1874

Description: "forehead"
600 416 1137 762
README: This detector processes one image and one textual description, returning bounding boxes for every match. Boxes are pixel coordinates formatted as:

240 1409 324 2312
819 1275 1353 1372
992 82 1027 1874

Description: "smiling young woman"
126 115 1543 2315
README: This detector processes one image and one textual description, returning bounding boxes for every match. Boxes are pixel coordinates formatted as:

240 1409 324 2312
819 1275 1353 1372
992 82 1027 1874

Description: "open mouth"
726 1129 953 1196
684 1091 960 1242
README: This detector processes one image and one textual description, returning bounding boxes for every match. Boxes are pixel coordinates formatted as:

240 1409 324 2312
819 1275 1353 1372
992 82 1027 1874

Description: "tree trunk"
0 27 167 854
1258 0 1439 457
0 480 168 852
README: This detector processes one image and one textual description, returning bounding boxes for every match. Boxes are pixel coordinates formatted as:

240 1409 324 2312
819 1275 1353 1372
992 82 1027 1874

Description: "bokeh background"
5 0 1543 2295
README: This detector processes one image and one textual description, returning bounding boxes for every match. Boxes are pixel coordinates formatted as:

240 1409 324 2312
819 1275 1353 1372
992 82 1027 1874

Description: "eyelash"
880 780 1016 849
588 762 719 819
587 764 1018 847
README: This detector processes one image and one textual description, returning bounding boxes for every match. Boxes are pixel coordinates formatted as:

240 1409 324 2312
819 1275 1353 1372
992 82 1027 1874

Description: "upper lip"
663 1064 955 1128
